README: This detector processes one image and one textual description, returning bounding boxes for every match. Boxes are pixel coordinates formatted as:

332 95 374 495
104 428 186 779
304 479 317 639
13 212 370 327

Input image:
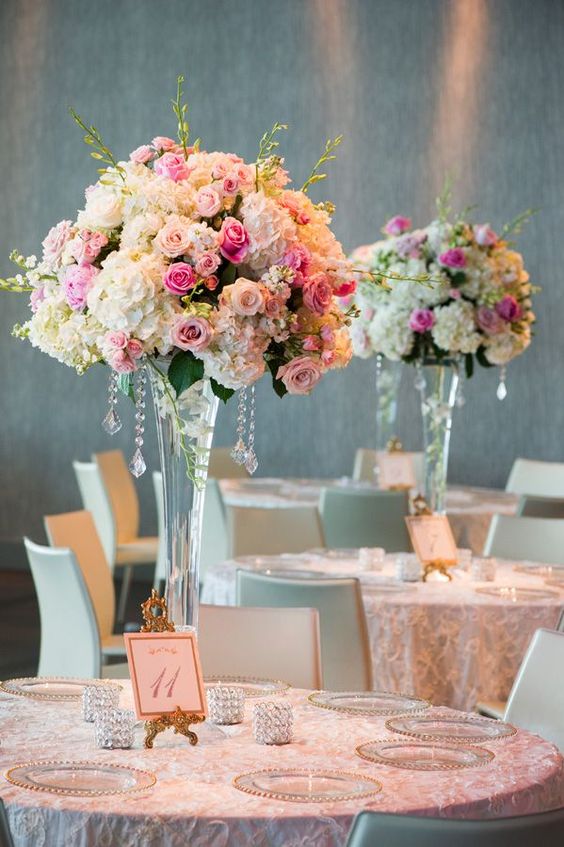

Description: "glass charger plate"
5 760 156 796
259 568 329 579
0 677 121 701
513 564 564 576
233 768 382 803
475 586 560 601
385 715 517 743
204 675 290 696
308 690 430 716
356 740 494 770
308 548 360 560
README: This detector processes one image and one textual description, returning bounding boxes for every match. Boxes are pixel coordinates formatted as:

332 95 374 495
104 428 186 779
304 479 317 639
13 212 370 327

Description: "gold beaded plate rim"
204 675 290 697
384 715 517 743
232 767 382 803
307 690 431 716
355 738 495 771
4 760 157 796
0 677 123 702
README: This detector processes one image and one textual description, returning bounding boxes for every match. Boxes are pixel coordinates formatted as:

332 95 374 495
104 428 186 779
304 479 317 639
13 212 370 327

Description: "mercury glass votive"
94 708 135 749
457 548 473 571
395 554 421 582
359 547 385 570
253 701 293 745
82 683 120 722
207 685 245 725
472 557 497 582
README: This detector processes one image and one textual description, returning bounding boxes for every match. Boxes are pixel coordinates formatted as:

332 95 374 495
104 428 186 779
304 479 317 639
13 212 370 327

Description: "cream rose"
227 278 265 316
154 215 193 257
277 355 323 395
80 186 124 229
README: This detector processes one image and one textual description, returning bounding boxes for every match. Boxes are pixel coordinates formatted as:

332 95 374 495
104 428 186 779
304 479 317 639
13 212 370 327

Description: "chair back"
353 448 424 490
346 808 564 847
227 505 324 557
484 515 564 565
73 460 116 568
24 537 101 678
506 458 564 497
209 447 249 479
517 495 564 519
237 571 373 690
0 798 15 847
199 604 322 688
44 510 115 642
320 488 411 551
504 628 564 751
94 450 140 543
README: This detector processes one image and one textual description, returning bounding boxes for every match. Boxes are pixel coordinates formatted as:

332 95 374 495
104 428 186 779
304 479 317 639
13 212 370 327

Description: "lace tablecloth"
219 479 519 555
202 557 563 711
1 683 563 847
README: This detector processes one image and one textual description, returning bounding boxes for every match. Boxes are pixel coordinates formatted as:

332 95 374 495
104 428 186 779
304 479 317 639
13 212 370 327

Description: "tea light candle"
359 547 385 571
82 684 120 723
253 701 293 745
207 685 245 725
94 708 135 749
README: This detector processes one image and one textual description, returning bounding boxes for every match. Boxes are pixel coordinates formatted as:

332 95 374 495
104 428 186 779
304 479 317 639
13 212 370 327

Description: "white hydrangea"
240 192 296 271
367 305 414 360
431 300 481 354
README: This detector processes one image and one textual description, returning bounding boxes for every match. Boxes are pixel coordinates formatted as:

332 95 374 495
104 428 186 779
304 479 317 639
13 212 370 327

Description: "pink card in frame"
125 631 207 720
376 451 416 490
405 514 458 566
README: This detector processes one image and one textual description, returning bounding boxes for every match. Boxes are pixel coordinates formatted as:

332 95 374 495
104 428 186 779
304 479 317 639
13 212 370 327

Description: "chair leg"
117 566 133 624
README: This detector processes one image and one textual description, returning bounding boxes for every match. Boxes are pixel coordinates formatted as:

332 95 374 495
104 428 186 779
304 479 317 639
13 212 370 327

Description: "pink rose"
321 349 336 366
41 220 73 264
302 275 333 315
154 217 192 257
154 152 190 182
474 224 498 247
495 295 522 322
303 335 320 352
109 349 137 374
105 330 129 350
281 193 310 225
30 287 45 313
195 251 221 278
222 175 239 195
277 356 323 395
126 339 144 359
320 325 335 346
196 186 222 218
264 293 286 318
129 145 155 164
204 274 219 291
409 308 435 333
64 264 98 311
334 279 356 297
163 262 197 295
234 163 254 186
229 278 265 316
476 306 504 335
384 215 412 236
151 136 177 151
219 217 250 264
212 159 230 179
449 288 462 299
171 316 213 352
70 229 108 264
439 247 466 269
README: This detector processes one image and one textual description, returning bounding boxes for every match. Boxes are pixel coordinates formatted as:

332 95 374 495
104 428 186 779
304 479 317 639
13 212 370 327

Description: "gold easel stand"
386 436 403 453
422 560 453 582
140 589 205 749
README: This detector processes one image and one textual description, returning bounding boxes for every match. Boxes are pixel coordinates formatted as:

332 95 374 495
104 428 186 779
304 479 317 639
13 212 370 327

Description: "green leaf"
210 378 235 404
450 271 466 287
476 346 495 369
465 353 474 380
168 351 204 397
117 373 135 401
266 357 287 398
220 262 237 286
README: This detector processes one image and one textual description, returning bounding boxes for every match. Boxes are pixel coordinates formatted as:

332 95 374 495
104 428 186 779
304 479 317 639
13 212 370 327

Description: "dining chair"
0 798 14 847
346 808 564 847
236 571 373 690
227 505 325 557
506 458 564 497
517 494 564 518
353 448 424 490
208 446 249 479
199 604 322 688
24 536 128 679
483 515 564 564
153 473 229 591
319 488 411 551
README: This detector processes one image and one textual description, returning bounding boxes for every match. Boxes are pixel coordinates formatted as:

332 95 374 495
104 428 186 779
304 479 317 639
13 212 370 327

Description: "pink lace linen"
202 559 563 711
1 685 563 847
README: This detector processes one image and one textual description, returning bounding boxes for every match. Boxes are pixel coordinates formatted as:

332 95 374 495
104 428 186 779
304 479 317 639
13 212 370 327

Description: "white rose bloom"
77 184 124 230
484 327 530 365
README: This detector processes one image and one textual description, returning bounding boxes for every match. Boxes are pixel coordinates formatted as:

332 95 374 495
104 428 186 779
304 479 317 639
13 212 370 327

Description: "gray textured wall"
1 0 563 541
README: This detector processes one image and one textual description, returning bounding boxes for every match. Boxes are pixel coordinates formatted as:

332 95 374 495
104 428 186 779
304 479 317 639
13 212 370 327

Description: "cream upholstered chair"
346 808 564 847
227 505 324 557
503 628 564 751
0 798 15 847
319 488 411 551
517 495 564 519
208 447 249 479
24 536 127 679
353 448 424 491
483 515 564 564
506 458 564 497
199 604 322 688
236 571 373 690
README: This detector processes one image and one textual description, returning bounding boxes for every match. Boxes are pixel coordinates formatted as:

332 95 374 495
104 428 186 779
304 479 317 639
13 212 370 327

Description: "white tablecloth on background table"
1 682 563 847
202 556 563 711
219 479 519 555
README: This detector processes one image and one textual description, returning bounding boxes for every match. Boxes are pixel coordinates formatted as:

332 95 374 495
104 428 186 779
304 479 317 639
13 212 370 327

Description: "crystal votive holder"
82 684 120 723
207 685 245 725
395 553 421 582
253 701 293 745
472 557 497 582
457 548 473 570
94 708 135 749
359 547 385 570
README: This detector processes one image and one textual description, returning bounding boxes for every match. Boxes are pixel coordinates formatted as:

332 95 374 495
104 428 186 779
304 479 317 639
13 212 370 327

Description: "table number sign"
376 451 416 490
405 514 458 581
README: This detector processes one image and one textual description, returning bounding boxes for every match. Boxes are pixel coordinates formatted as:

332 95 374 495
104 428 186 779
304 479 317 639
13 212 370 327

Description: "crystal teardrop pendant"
496 366 508 401
128 447 147 478
244 449 258 475
102 407 122 435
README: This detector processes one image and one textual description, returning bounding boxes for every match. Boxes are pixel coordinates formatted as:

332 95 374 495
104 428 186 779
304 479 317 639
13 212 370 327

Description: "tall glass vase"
417 360 459 514
147 362 219 632
375 355 403 451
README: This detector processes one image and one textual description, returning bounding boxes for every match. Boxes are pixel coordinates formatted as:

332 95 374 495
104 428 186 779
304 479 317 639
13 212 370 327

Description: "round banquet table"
219 479 519 555
202 556 564 711
1 682 563 847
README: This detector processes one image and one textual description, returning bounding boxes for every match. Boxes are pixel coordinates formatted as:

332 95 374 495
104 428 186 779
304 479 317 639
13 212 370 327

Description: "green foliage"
210 378 235 404
476 346 495 368
220 262 237 287
266 356 287 397
301 135 343 194
116 373 135 401
171 74 190 158
501 208 539 239
168 351 204 397
257 122 288 164
436 174 453 223
69 107 125 180
465 353 474 379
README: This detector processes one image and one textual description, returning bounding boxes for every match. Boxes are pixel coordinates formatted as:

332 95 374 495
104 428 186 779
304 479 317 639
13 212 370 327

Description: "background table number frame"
405 514 458 580
376 450 416 490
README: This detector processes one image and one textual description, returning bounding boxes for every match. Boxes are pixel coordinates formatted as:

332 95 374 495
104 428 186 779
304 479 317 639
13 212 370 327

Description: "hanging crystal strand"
414 361 425 393
101 369 122 435
244 385 258 475
231 388 248 465
497 365 508 401
455 356 466 407
129 367 147 477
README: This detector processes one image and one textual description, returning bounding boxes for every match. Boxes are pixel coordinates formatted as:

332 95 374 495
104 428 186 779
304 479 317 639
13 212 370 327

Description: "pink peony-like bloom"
384 215 412 236
204 274 219 291
474 224 498 247
222 175 239 195
64 264 98 311
229 278 265 316
196 186 222 218
152 136 177 151
303 335 321 352
219 217 250 264
154 152 190 182
109 349 137 374
476 306 504 335
70 229 108 265
302 274 333 316
495 294 522 322
171 315 213 352
439 247 466 269
129 145 155 164
195 251 221 277
211 159 230 179
396 230 427 259
334 279 356 297
409 308 435 333
277 356 323 395
126 339 144 359
320 324 335 346
30 287 45 313
234 163 254 185
154 217 192 257
321 349 336 366
283 243 311 273
41 220 73 264
163 262 197 295
105 330 129 350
